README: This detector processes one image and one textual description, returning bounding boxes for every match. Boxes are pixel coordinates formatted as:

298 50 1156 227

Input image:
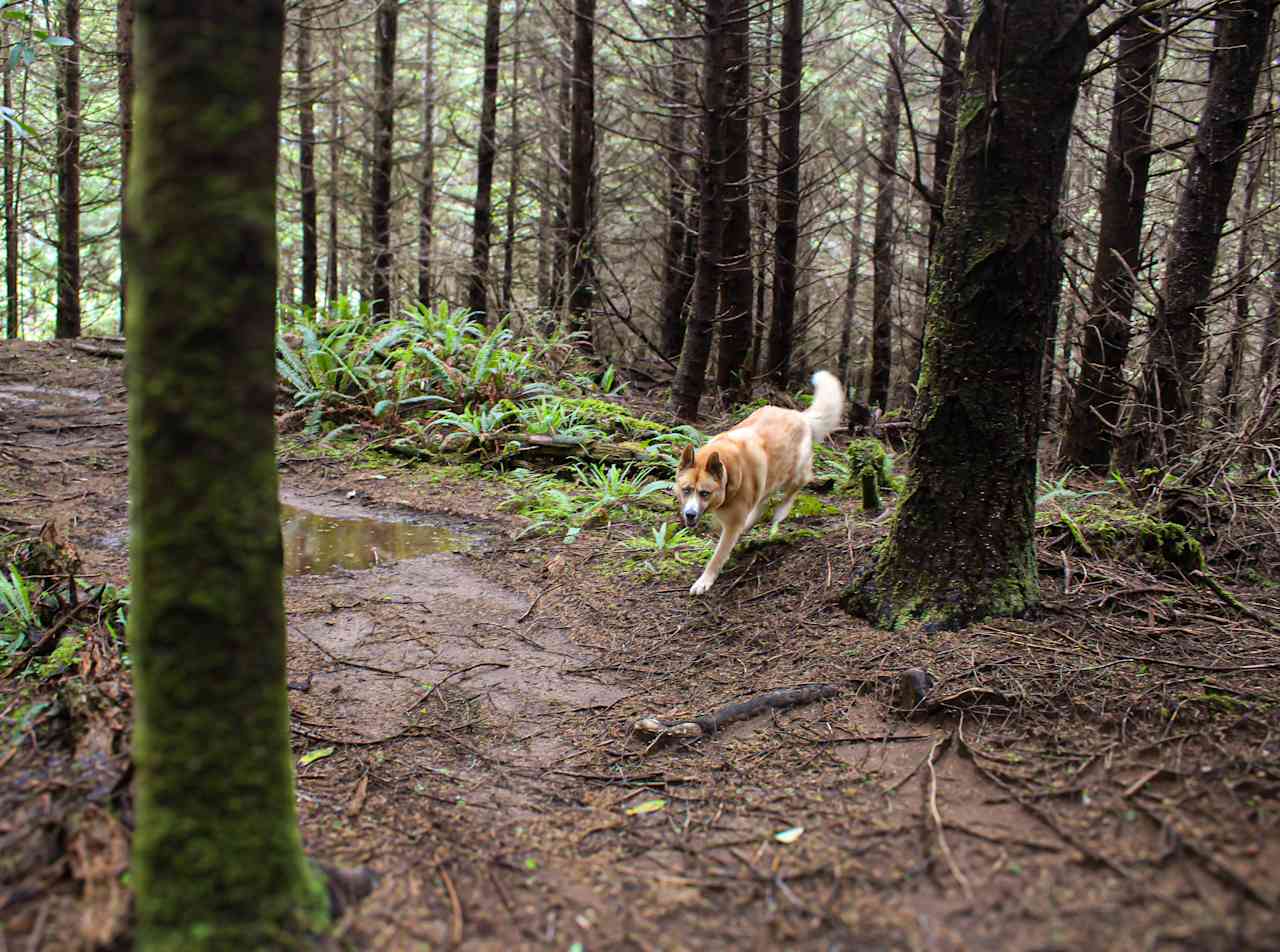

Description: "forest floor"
2 338 1280 951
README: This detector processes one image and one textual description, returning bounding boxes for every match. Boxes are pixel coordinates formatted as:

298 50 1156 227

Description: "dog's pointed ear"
706 451 724 482
678 444 695 472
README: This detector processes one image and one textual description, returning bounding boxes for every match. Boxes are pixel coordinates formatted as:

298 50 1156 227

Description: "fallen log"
633 683 840 739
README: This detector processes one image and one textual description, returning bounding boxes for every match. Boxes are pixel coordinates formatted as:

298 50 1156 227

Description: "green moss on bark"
127 4 330 949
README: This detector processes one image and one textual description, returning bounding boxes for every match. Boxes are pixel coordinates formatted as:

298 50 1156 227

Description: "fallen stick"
633 683 839 739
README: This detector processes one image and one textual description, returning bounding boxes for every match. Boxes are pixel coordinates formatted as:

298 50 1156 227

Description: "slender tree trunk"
925 0 964 287
672 0 728 421
117 0 134 332
56 0 81 339
1061 8 1163 471
3 18 17 339
468 0 501 324
659 8 692 360
714 0 754 404
567 0 596 345
1260 233 1280 384
869 18 904 409
502 32 521 315
297 0 317 312
536 84 553 313
838 163 867 392
1132 0 1275 464
417 5 436 306
751 1 774 382
550 32 571 316
359 155 371 299
765 0 803 388
369 0 398 322
325 72 341 307
1217 146 1264 423
845 0 1088 628
126 3 331 946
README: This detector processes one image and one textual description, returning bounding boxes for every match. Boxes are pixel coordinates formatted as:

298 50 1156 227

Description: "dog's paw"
689 576 714 596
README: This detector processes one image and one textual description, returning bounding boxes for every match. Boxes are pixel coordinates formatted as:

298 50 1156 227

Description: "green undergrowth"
1035 473 1205 574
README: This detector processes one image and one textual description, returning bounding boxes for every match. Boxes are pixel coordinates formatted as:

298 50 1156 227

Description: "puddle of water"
281 503 468 576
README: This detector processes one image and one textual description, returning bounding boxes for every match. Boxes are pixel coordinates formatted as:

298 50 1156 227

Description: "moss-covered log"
845 0 1088 629
126 3 329 948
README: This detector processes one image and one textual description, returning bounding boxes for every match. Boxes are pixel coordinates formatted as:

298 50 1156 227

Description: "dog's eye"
699 490 710 499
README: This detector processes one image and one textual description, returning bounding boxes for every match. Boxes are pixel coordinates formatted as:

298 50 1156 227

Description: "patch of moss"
556 398 669 438
787 493 841 519
33 634 84 679
1044 502 1205 574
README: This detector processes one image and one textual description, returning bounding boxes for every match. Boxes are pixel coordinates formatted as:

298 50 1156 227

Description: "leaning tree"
846 0 1089 627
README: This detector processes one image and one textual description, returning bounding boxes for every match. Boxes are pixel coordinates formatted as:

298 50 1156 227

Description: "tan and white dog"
675 371 844 595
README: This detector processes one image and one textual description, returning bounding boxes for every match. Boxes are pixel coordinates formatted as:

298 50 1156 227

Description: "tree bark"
468 0 502 324
838 161 867 392
125 2 330 946
550 30 571 315
117 0 134 332
1260 234 1280 384
3 18 16 339
369 0 398 322
714 0 754 404
1061 8 1163 471
845 0 1088 628
501 31 521 315
1131 0 1275 464
56 0 81 339
659 6 692 360
325 35 342 306
925 0 964 287
417 1 435 306
1217 145 1264 423
672 0 728 421
869 18 904 410
765 0 803 388
297 0 317 312
567 0 596 345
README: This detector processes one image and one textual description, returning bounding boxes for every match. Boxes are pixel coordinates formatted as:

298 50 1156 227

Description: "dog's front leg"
690 521 743 595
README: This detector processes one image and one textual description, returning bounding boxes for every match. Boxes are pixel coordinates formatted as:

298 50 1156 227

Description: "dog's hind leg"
768 484 804 536
690 521 745 595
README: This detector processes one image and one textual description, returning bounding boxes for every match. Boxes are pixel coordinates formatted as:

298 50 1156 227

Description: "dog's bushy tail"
804 370 844 442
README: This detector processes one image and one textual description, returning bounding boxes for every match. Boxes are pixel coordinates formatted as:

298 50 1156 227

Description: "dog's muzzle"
682 506 701 528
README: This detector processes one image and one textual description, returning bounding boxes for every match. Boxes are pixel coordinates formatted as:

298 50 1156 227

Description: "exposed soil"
2 339 1279 951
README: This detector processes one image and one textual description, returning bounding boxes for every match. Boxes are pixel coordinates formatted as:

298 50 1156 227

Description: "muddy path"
3 339 1279 951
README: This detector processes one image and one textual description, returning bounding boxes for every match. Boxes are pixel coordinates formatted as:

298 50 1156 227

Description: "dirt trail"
3 340 1279 951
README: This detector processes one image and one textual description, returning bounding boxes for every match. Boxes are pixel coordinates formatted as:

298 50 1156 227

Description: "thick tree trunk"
117 0 134 332
417 2 435 305
838 163 867 392
845 0 1088 629
369 0 397 322
567 0 596 345
714 0 754 404
56 0 81 339
125 3 330 947
1131 0 1275 464
468 0 501 324
659 8 692 360
672 0 728 421
3 18 16 339
297 0 317 312
502 32 521 315
1061 8 1163 471
765 0 803 388
1217 147 1263 423
868 18 904 410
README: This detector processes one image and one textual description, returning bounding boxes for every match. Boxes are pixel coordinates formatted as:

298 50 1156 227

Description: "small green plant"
0 566 38 654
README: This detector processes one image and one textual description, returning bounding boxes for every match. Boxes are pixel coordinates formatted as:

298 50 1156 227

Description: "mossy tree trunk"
417 1 436 306
3 17 16 339
117 0 134 332
297 0 317 313
845 0 1088 629
567 0 597 346
126 3 330 948
658 6 692 360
